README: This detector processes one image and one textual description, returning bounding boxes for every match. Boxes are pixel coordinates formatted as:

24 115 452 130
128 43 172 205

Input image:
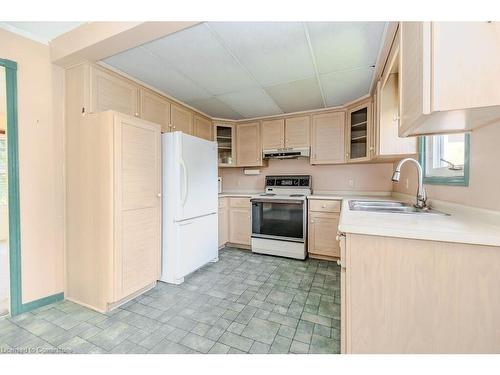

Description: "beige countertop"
218 192 257 198
337 194 500 247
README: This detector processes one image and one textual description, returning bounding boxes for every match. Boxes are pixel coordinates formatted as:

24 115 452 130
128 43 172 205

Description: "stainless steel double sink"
348 200 449 216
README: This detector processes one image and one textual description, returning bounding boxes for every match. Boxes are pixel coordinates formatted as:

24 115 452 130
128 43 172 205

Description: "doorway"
0 65 8 317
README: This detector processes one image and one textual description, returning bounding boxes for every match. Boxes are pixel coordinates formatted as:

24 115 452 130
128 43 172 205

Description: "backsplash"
219 158 394 193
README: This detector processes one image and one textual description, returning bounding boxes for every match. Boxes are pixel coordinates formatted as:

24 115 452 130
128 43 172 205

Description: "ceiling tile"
103 48 212 102
320 67 373 107
265 77 324 113
187 97 244 119
141 23 257 95
209 22 315 86
0 22 85 43
217 88 283 118
307 22 386 74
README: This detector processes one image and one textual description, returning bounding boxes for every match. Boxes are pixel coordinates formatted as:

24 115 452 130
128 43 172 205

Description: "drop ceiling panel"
209 22 315 87
103 48 212 102
217 88 283 118
265 77 324 113
142 24 257 95
307 22 385 74
320 67 374 107
0 21 85 43
187 97 244 119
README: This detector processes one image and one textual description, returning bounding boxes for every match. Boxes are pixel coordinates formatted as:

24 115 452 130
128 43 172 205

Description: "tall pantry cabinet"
65 110 162 312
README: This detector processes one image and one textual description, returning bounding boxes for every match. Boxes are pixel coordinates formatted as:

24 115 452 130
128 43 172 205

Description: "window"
419 133 470 186
0 134 6 205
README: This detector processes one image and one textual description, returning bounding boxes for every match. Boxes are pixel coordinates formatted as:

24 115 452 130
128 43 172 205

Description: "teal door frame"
1 58 63 316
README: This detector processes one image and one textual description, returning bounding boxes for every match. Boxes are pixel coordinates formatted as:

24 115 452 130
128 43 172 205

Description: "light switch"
348 178 355 188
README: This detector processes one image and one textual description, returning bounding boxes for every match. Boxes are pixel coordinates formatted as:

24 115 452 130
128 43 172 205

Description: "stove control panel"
265 175 311 189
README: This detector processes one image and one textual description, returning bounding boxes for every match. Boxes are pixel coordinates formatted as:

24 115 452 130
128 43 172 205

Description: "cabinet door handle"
157 193 162 198
310 219 314 223
322 205 327 208
134 112 139 117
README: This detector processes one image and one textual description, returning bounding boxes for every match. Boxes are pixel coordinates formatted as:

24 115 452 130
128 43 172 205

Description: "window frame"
419 133 470 187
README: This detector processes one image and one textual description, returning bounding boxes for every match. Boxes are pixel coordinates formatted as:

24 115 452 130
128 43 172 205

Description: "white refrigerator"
160 132 218 284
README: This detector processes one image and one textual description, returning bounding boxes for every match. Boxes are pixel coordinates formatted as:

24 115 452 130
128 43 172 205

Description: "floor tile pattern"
0 247 340 354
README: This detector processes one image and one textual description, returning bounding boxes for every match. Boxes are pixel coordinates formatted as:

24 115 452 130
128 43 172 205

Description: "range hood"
263 147 310 160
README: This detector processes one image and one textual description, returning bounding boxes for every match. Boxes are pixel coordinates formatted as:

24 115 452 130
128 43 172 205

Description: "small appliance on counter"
250 175 311 260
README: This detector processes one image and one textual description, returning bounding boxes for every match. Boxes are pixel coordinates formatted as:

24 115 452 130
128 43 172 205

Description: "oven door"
251 199 305 243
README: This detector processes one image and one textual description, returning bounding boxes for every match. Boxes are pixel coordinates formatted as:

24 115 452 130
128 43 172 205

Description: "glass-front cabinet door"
347 100 372 162
215 123 236 167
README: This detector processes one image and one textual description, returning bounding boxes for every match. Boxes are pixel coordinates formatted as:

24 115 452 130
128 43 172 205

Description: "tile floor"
0 247 341 354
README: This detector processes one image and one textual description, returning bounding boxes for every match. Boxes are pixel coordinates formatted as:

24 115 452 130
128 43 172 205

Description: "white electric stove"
250 175 311 260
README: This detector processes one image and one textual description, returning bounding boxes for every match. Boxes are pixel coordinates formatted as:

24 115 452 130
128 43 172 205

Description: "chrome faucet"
392 158 427 209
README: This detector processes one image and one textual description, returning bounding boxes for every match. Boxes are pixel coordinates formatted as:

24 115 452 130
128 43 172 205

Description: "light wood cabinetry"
374 27 417 158
236 122 262 167
262 116 310 150
399 22 500 136
194 115 213 141
285 116 310 148
229 208 251 246
218 198 229 248
218 197 251 247
66 62 211 139
139 88 171 133
215 123 237 167
346 100 372 162
90 65 139 116
310 112 345 164
308 199 341 259
170 103 193 135
262 119 285 149
66 111 161 313
341 233 500 353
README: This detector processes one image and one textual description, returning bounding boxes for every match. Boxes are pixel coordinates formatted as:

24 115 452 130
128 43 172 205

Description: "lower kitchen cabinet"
340 233 500 353
308 199 341 259
218 196 252 248
218 198 229 248
66 111 161 313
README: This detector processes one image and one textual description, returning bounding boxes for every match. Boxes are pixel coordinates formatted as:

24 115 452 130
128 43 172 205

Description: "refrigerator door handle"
180 158 188 206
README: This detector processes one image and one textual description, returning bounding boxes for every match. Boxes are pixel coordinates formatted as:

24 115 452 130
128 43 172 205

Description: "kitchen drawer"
309 199 341 213
229 197 251 208
218 197 228 208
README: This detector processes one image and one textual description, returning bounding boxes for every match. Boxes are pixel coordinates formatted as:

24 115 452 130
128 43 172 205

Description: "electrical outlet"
348 178 355 188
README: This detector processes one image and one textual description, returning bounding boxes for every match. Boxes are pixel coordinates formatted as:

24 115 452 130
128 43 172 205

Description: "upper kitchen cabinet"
236 121 263 167
170 103 193 135
90 65 139 116
346 100 372 163
399 22 500 136
262 119 285 150
262 116 310 150
311 111 345 164
139 88 171 133
215 122 237 167
374 27 417 158
285 116 310 148
193 115 214 141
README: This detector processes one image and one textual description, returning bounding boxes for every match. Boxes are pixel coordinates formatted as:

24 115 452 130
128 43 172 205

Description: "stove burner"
289 194 304 197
